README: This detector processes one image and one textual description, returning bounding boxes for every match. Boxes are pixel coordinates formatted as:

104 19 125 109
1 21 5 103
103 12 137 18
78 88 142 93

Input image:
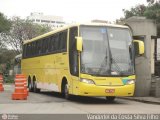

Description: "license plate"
105 89 115 93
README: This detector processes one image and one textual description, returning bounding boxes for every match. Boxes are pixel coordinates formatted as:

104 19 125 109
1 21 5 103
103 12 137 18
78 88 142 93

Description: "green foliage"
0 13 11 33
0 16 52 53
122 0 160 36
10 17 52 41
0 13 11 50
0 48 15 64
0 13 52 77
147 0 156 5
4 75 14 83
0 48 15 75
123 0 160 20
123 5 146 19
144 2 160 22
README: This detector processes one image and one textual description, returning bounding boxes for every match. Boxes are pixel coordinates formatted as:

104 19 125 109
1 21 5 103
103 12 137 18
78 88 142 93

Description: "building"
27 12 65 29
91 19 109 24
119 16 160 97
157 38 160 60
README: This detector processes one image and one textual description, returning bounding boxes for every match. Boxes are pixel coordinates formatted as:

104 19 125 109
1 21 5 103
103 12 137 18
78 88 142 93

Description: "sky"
0 0 148 22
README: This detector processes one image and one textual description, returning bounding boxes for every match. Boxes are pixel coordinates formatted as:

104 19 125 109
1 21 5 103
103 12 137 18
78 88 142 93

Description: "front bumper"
76 82 135 97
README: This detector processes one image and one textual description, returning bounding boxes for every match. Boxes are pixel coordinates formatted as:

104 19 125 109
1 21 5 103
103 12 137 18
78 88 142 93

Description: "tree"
0 48 15 64
144 1 160 22
0 13 11 49
123 5 146 19
0 13 11 33
2 17 52 54
0 14 52 76
0 48 15 74
147 0 155 4
123 0 160 20
122 0 160 36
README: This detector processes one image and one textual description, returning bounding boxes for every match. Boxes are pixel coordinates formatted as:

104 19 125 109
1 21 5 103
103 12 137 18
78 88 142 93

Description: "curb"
118 97 160 105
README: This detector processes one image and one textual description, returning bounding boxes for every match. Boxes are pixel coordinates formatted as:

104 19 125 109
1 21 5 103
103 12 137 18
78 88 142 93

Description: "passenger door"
69 27 79 95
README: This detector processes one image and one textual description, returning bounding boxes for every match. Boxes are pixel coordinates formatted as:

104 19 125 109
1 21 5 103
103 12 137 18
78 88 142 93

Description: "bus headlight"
126 79 135 85
80 78 95 84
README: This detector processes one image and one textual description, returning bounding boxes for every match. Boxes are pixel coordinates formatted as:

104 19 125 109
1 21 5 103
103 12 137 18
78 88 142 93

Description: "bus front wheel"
64 83 71 100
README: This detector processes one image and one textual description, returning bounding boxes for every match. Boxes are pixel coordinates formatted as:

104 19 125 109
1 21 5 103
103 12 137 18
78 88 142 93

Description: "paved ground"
119 96 160 105
0 84 160 114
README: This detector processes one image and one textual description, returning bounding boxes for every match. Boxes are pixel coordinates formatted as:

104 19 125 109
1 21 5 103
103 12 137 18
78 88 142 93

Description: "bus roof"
23 23 129 44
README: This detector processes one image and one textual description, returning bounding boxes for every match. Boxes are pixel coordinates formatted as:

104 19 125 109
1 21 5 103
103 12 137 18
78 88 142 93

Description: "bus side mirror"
76 37 83 52
133 40 145 56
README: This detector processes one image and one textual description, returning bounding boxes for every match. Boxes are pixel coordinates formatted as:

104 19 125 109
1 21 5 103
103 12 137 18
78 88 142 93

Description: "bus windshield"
80 26 134 76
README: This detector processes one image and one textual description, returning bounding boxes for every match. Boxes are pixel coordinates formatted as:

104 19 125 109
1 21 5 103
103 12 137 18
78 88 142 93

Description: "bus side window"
60 30 67 52
26 44 28 57
27 43 31 57
22 45 26 58
42 39 46 54
30 43 32 56
31 42 34 56
50 36 55 52
31 42 33 56
32 42 36 56
35 41 38 56
34 41 37 56
38 40 42 55
45 38 49 53
59 32 63 51
69 27 79 76
54 34 59 52
48 37 52 53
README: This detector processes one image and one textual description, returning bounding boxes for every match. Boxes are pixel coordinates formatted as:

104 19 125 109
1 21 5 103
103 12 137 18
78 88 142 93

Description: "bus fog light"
80 78 95 84
126 79 135 85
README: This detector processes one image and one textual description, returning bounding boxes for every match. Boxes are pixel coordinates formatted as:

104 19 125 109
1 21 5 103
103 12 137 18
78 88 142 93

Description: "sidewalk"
119 96 160 105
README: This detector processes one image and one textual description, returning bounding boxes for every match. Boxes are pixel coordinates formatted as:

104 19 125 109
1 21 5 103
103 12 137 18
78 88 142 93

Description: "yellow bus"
21 23 144 101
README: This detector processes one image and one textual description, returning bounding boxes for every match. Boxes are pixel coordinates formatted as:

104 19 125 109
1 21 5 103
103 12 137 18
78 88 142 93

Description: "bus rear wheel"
33 80 40 93
106 96 115 102
28 81 33 92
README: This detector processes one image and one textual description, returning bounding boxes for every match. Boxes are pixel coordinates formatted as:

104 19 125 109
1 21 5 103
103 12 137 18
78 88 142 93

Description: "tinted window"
42 39 46 54
54 34 59 51
50 36 55 52
69 27 78 76
59 30 67 51
23 29 68 58
22 45 26 58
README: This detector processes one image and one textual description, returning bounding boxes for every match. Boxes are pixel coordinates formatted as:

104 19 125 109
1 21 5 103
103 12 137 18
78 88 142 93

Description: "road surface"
0 84 160 114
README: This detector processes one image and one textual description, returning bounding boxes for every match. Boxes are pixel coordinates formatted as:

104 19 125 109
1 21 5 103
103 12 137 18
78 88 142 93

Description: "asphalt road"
0 84 160 114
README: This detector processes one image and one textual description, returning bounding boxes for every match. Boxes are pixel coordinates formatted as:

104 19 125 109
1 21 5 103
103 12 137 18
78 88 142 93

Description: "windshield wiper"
110 56 124 75
97 55 110 75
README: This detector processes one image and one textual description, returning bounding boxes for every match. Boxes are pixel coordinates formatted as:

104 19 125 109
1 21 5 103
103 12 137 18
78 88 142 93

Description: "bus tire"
28 80 33 92
106 96 115 102
64 82 71 100
33 80 40 93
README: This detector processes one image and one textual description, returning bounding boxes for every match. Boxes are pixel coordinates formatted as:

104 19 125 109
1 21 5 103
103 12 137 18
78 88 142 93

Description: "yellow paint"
76 37 83 52
73 74 135 96
22 24 135 97
133 40 145 55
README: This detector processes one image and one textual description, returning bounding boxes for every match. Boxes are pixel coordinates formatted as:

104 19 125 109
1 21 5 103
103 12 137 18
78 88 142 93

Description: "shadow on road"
37 91 124 105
